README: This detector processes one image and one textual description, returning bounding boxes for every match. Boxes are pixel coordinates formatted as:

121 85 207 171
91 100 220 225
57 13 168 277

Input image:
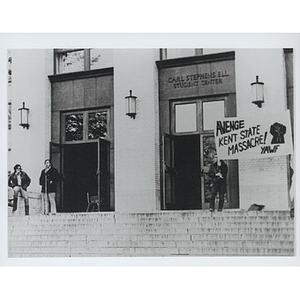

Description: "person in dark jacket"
8 164 31 215
39 159 60 215
208 152 228 212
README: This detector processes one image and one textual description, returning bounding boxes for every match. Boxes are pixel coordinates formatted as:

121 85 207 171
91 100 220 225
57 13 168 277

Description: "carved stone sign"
168 70 229 89
159 58 235 100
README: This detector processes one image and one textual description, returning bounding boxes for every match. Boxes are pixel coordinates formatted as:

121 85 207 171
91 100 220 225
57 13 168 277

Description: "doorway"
63 143 98 212
174 135 201 209
163 134 201 210
162 98 239 211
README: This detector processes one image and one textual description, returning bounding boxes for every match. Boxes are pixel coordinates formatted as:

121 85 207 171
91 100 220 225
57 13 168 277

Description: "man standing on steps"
8 164 31 215
39 159 60 215
208 151 228 212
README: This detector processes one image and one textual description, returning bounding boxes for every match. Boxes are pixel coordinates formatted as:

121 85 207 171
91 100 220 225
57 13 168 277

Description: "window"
172 98 225 135
90 49 113 70
8 102 12 130
8 55 12 85
175 103 197 133
88 111 108 139
63 109 108 143
65 113 84 141
202 100 225 131
54 49 113 74
56 49 85 74
159 48 203 60
167 49 199 59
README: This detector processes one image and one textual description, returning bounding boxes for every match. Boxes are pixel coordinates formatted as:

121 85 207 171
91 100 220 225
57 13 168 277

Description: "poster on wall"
214 110 293 159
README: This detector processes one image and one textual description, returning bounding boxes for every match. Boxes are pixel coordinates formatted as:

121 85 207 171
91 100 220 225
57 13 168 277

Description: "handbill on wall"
214 110 293 159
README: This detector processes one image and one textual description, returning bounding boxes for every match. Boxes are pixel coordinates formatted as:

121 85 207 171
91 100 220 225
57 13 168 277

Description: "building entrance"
157 52 239 211
173 135 201 209
64 143 98 212
162 98 239 211
50 138 111 213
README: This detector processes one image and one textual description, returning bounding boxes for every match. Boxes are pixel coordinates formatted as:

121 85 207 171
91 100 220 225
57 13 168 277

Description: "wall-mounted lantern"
251 76 264 108
125 90 137 119
18 102 29 129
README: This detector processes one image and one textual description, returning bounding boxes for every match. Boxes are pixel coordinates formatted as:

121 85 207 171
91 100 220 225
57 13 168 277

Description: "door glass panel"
203 101 224 131
175 103 197 133
88 111 108 139
65 114 84 141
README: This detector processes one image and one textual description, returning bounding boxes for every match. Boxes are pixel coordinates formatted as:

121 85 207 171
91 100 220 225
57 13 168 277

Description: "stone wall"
239 156 289 210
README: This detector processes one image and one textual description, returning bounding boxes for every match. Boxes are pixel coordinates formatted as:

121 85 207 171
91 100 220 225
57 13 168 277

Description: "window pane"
167 49 196 59
65 114 83 141
88 111 108 139
60 50 84 73
90 49 113 69
203 101 224 131
175 103 197 133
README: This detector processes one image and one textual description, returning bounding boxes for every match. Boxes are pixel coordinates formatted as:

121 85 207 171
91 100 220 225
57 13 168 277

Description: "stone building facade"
7 48 294 214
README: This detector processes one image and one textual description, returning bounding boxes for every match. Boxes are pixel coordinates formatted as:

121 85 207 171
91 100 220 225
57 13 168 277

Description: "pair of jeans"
210 182 226 210
12 186 29 210
41 192 57 214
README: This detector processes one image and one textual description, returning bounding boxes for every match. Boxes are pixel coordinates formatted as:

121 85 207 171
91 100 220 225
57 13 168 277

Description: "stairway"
8 210 294 257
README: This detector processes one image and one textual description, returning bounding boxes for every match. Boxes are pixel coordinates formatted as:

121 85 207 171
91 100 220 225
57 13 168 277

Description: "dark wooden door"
98 138 111 211
49 142 64 212
162 134 176 210
163 134 201 210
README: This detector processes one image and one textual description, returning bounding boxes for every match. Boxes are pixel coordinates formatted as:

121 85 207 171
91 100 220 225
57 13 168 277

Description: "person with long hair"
8 164 31 215
39 159 60 215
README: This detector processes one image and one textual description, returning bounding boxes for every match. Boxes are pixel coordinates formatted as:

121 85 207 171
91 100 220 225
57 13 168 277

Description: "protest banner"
214 110 293 159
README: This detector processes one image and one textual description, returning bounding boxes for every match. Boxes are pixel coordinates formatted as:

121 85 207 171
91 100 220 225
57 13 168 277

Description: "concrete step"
8 210 292 221
8 218 294 230
7 210 294 257
8 220 294 233
9 228 294 240
8 232 294 243
8 245 294 257
8 238 294 249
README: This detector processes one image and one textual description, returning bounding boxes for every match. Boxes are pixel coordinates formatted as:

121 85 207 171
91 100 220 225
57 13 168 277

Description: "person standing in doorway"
39 159 60 215
8 164 31 215
208 151 228 212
